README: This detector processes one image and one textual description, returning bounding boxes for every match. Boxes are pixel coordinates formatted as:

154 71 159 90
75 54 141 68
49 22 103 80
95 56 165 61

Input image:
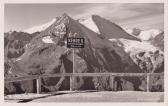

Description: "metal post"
70 45 75 91
146 74 150 92
36 78 41 94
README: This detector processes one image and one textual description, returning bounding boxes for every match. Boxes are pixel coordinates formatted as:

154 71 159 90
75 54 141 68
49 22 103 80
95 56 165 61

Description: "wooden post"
110 75 114 91
70 75 73 91
36 78 41 94
146 74 150 92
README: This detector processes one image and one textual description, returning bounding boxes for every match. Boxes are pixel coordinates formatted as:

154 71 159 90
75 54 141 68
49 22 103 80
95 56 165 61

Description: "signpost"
67 38 84 48
67 36 85 91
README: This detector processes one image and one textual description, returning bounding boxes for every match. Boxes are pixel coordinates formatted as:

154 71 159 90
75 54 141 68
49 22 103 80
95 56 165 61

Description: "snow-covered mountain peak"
24 18 57 34
79 17 100 34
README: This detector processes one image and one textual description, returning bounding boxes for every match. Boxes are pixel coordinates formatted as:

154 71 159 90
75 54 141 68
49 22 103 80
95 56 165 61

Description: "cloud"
74 4 141 20
119 14 164 30
74 3 163 21
73 3 163 30
5 3 163 32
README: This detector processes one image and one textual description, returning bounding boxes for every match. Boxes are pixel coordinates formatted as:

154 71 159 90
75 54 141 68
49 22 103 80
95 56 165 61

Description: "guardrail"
5 73 164 94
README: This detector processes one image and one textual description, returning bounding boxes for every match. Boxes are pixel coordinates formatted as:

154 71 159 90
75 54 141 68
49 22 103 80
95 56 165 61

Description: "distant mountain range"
22 15 164 52
4 13 164 94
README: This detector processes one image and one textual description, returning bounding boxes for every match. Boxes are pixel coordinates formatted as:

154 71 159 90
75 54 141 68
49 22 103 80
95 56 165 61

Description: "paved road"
5 91 164 102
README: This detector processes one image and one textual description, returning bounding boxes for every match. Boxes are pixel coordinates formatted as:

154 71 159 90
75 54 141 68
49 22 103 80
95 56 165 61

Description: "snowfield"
109 38 161 54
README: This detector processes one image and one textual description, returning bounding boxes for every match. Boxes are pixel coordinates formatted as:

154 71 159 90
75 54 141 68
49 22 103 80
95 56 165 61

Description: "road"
5 91 164 103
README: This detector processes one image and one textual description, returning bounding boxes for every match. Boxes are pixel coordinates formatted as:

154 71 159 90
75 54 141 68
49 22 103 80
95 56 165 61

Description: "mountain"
91 15 141 41
5 14 164 94
81 15 163 74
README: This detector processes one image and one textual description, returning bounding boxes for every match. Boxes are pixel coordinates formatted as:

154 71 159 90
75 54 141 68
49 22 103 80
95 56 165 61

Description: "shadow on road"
8 90 98 103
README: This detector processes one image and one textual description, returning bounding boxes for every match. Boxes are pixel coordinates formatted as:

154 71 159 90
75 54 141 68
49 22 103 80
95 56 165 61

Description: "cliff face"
5 14 164 94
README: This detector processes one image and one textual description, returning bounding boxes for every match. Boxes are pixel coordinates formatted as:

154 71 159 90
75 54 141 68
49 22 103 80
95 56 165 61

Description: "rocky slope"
150 32 164 51
4 31 39 76
5 14 164 94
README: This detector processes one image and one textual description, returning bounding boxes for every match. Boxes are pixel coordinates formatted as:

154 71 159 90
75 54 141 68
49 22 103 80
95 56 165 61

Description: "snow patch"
79 17 100 34
138 29 161 41
24 18 56 34
42 36 54 44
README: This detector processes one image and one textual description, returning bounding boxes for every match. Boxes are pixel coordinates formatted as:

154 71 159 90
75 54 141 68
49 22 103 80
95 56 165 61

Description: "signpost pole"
146 73 150 92
68 35 84 91
70 35 75 91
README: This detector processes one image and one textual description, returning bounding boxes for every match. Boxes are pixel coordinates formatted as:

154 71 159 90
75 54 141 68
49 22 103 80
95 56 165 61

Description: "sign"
67 38 84 48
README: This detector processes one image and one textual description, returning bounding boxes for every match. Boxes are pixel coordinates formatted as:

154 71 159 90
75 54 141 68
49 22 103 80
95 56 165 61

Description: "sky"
4 3 164 32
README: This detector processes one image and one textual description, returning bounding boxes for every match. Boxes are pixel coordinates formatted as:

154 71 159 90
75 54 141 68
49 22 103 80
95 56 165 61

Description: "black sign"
67 38 84 48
